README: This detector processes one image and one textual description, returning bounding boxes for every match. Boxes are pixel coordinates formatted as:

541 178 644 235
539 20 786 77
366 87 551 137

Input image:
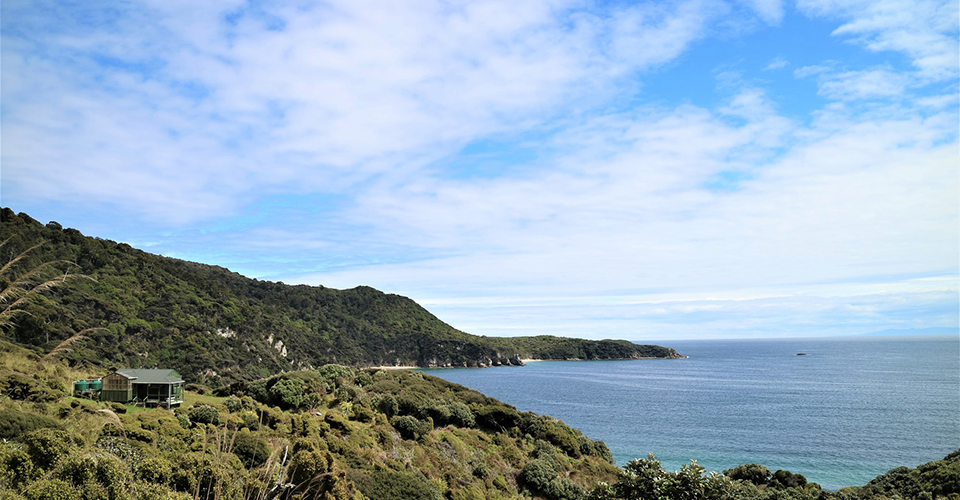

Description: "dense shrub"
187 404 222 426
22 428 79 470
390 415 432 440
545 477 587 500
136 456 173 485
52 452 130 500
421 401 476 429
288 449 332 484
0 408 59 440
348 470 443 500
589 455 734 500
0 372 64 402
771 469 808 489
725 463 772 485
240 411 260 430
0 448 38 489
22 478 79 500
354 371 373 387
318 365 355 384
270 378 304 410
541 420 581 457
592 439 614 463
351 404 374 423
916 450 960 497
521 457 560 491
474 405 520 430
324 412 351 432
375 394 399 418
232 430 271 468
223 396 242 413
246 379 268 402
175 451 244 500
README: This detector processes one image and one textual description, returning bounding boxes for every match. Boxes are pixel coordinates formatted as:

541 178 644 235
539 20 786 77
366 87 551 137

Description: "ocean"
421 336 960 490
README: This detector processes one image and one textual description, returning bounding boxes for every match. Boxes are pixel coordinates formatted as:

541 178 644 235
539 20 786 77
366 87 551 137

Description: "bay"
421 336 960 490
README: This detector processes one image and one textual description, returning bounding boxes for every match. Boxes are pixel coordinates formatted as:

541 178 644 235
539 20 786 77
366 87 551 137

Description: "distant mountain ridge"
0 208 681 386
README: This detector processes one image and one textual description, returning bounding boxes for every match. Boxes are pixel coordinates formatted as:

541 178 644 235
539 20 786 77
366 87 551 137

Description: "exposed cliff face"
419 350 526 368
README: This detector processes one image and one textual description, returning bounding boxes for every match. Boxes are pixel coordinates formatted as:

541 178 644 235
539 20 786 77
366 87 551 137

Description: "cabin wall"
100 373 133 402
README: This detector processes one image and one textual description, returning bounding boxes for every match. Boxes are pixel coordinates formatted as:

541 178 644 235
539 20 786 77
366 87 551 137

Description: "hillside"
0 339 620 500
1 342 956 500
0 209 681 386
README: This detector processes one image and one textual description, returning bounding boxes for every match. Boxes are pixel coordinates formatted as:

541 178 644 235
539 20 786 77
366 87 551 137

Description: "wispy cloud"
764 56 789 70
2 0 717 224
737 0 785 25
796 0 959 81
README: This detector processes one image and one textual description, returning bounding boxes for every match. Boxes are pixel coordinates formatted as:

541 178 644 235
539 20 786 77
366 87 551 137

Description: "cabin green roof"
114 369 184 385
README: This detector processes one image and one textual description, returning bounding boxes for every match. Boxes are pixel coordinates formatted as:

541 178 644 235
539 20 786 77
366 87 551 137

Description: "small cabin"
100 369 185 408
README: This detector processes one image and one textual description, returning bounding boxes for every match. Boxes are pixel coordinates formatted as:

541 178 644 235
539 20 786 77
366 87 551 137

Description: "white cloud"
2 0 956 339
764 56 788 70
2 0 716 224
287 89 957 337
738 0 785 25
793 64 832 78
797 0 959 81
815 67 912 100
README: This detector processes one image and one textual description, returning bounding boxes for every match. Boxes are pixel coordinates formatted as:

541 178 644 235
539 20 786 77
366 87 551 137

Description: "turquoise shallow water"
421 336 960 490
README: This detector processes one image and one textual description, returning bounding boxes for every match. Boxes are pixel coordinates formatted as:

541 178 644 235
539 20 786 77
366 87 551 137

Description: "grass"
183 391 226 407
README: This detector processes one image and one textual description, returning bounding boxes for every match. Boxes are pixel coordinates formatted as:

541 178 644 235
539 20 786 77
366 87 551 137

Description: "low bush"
521 457 560 492
375 394 399 418
348 470 443 500
771 469 808 489
0 448 38 489
22 477 79 500
136 456 173 485
232 430 271 468
724 463 772 486
22 428 80 470
0 372 64 403
187 404 221 426
223 396 242 413
390 415 432 441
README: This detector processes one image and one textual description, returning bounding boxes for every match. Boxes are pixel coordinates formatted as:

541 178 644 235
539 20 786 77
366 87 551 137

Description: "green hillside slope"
0 209 681 386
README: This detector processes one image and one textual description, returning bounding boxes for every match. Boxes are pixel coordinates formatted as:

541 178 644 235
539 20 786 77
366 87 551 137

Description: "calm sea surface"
421 336 959 490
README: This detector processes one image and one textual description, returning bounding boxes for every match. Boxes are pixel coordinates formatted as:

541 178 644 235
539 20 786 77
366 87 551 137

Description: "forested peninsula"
0 208 680 386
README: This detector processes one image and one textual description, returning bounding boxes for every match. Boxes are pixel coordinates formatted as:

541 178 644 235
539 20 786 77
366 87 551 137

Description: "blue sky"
2 0 957 340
